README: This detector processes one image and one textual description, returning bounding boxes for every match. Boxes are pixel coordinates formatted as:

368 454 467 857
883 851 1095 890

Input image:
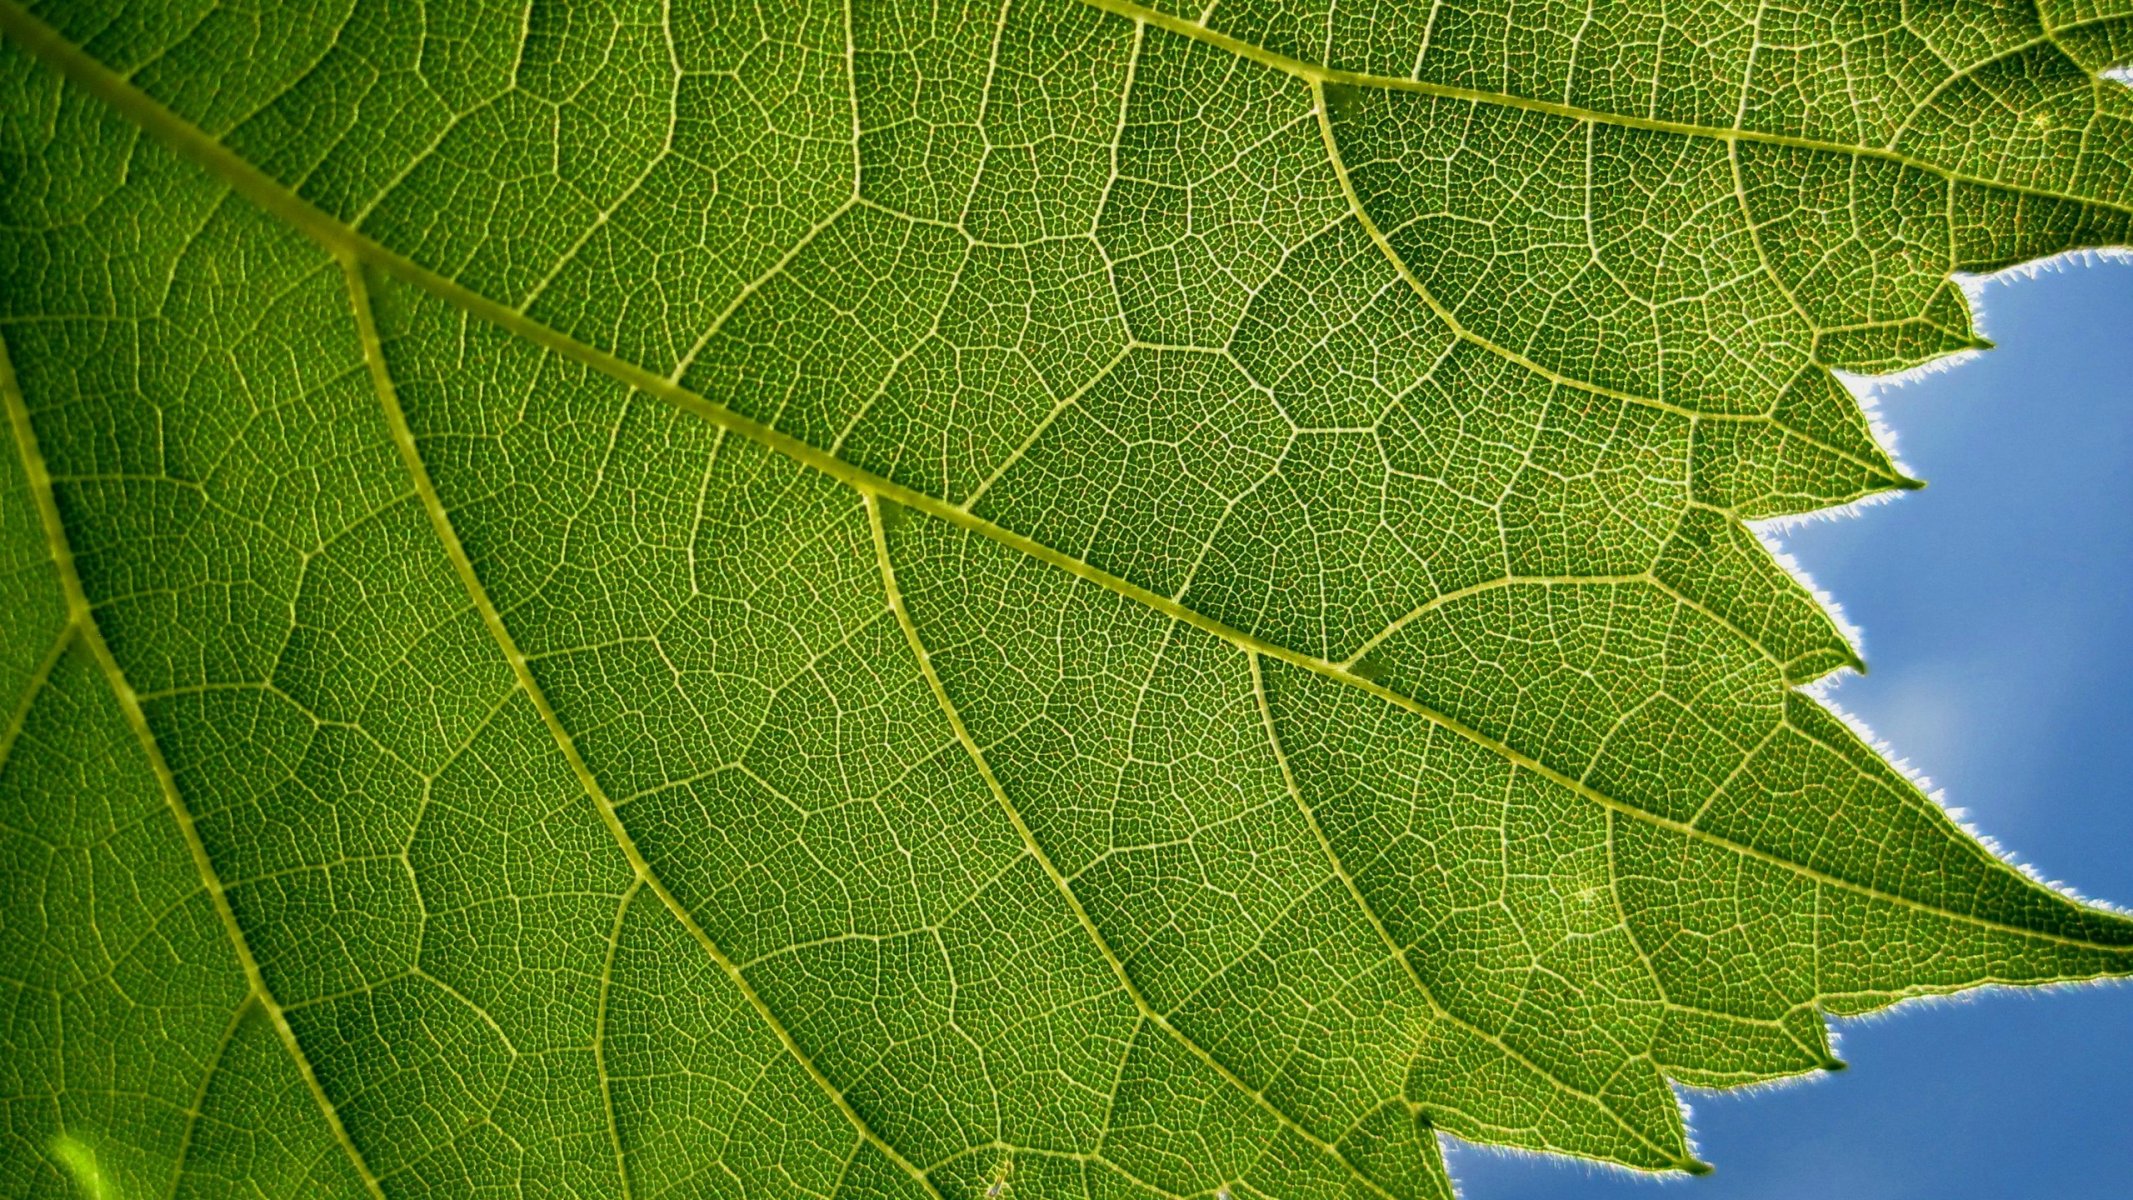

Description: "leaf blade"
4 1 2132 1197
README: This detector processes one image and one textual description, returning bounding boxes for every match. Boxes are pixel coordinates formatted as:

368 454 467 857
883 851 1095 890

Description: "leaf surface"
3 1 2132 1197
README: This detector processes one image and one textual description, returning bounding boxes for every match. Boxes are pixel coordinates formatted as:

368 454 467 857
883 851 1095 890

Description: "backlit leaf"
4 2 2131 1197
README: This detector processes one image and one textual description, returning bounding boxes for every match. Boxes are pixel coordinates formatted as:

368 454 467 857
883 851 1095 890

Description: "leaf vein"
0 324 389 1200
342 257 946 1200
869 493 1415 1200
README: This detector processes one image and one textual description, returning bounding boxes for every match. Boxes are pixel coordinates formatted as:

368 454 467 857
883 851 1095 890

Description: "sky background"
1448 259 2133 1199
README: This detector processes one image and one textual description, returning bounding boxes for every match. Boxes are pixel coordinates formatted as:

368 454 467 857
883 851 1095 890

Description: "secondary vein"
869 493 1446 1197
1248 654 1705 1172
341 258 948 1200
2 0 2125 979
1073 0 2133 222
0 330 389 1200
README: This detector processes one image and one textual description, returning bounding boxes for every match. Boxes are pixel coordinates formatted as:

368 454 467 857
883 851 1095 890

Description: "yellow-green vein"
0 329 389 1200
340 257 947 1200
867 492 1431 1198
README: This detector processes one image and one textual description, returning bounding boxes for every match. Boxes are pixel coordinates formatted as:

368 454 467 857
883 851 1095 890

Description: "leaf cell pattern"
2 1 2132 1198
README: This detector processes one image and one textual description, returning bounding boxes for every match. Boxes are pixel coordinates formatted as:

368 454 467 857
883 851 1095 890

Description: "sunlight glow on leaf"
3 1 2131 1197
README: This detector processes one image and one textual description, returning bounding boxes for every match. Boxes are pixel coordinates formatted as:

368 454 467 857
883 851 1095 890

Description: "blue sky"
1448 259 2133 1199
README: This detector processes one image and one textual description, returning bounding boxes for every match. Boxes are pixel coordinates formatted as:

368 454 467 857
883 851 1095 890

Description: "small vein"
0 621 72 777
162 995 256 1200
594 883 638 1200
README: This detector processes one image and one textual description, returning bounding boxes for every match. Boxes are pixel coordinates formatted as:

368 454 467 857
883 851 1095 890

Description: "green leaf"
3 1 2130 1197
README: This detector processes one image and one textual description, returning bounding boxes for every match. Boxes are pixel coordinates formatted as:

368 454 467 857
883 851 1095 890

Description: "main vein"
1 0 2125 973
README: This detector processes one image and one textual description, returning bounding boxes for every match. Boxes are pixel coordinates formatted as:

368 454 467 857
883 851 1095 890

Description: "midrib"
2 0 2128 976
